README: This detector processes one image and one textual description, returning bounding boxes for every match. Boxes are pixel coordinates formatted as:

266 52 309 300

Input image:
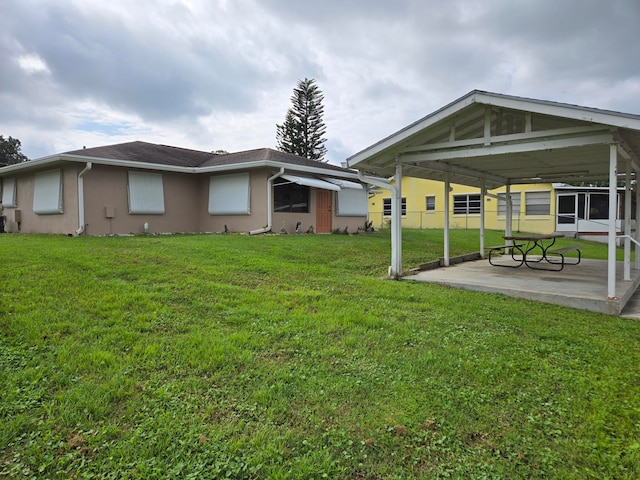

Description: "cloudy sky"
2 0 640 164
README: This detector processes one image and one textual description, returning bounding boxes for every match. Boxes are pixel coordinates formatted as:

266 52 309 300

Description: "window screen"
128 171 165 214
588 193 609 220
525 191 550 215
497 192 521 216
209 172 251 215
33 169 63 214
336 188 368 216
1 177 17 207
274 180 309 212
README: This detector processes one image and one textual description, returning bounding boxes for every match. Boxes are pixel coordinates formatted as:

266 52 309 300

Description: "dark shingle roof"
63 141 215 167
63 142 356 174
200 148 352 173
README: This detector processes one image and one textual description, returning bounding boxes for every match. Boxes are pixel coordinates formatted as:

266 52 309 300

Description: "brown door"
316 190 332 233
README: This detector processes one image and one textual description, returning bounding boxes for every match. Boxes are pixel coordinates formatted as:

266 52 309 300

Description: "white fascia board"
0 154 364 181
346 90 640 170
65 155 198 173
0 154 199 174
0 154 66 174
346 91 480 167
474 91 640 131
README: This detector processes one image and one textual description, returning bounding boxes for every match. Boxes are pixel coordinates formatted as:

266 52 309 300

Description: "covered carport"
347 90 640 310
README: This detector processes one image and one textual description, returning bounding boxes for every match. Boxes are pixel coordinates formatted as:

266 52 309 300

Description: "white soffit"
280 174 340 191
321 177 363 189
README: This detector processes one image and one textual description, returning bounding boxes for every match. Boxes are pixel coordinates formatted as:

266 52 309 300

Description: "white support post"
480 183 486 258
636 178 640 270
608 144 618 299
505 183 513 242
443 176 450 266
624 160 632 280
390 163 403 278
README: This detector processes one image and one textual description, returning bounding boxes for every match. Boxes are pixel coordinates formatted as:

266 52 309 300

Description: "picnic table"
488 233 581 271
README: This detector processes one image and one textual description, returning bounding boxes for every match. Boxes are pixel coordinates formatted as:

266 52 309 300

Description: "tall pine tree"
276 78 327 162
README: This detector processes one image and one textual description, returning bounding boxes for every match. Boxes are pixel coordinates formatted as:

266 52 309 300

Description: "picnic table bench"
546 245 582 266
487 243 525 267
489 234 581 271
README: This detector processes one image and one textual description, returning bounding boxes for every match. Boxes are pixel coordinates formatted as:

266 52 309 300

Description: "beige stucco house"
0 142 369 236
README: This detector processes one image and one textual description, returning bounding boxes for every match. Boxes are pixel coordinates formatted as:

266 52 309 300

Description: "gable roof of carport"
346 90 640 189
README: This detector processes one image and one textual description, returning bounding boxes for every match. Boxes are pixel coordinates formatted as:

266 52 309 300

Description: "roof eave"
473 91 640 131
346 90 640 170
0 154 363 181
346 90 481 167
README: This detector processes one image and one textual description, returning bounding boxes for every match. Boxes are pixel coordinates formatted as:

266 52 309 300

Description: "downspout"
75 162 92 235
358 170 401 278
250 167 284 235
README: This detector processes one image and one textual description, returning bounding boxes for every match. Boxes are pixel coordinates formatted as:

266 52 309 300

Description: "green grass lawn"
1 230 639 479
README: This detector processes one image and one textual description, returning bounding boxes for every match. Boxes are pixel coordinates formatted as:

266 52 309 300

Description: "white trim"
473 91 640 131
0 154 363 182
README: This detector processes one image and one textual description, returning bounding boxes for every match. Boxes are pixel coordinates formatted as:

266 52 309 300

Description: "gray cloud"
1 0 639 162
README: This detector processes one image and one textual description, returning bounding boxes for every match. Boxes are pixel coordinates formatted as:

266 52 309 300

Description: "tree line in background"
0 135 28 165
276 78 328 162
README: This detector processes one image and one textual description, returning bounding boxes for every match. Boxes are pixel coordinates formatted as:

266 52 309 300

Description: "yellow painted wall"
368 177 557 233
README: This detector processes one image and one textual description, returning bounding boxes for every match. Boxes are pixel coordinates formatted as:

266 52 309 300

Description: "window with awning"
274 179 309 212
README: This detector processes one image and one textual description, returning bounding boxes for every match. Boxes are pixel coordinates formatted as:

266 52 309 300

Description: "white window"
426 195 435 212
208 172 250 215
497 192 521 216
383 197 407 216
526 191 551 216
336 188 368 216
453 194 481 215
33 169 63 214
2 177 17 207
127 171 165 214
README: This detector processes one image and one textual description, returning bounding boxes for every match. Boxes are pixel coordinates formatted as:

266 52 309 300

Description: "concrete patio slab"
404 257 640 316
